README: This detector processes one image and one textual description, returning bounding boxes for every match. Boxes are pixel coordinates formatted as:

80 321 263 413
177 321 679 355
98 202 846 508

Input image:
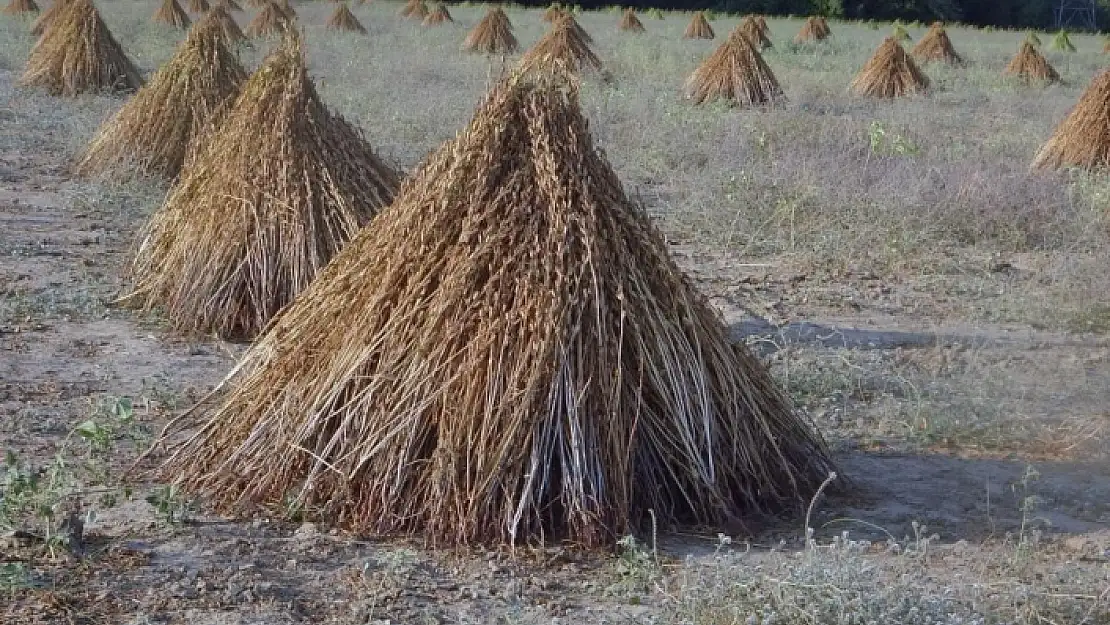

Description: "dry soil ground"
1 3 1109 624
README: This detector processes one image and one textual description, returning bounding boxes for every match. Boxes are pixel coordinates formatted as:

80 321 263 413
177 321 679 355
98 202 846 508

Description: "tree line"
524 0 1109 31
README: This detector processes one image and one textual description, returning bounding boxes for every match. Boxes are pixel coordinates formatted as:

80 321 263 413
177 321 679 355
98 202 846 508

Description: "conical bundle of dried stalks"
125 32 400 340
815 16 830 36
275 0 295 19
187 0 207 12
153 0 190 29
422 3 450 25
618 7 643 33
686 26 784 106
519 13 601 75
1051 29 1076 52
245 1 291 37
76 14 246 180
398 0 425 20
1102 37 1110 53
20 0 143 96
756 15 768 33
30 0 72 36
217 0 242 11
1026 31 1041 46
2 0 38 16
683 10 713 39
911 23 962 64
541 3 560 22
326 3 364 32
850 36 928 98
1032 69 1110 171
157 67 837 547
489 5 510 29
462 7 517 54
739 15 771 49
892 22 911 42
552 11 591 44
245 0 265 7
206 5 245 45
1004 41 1059 84
794 16 827 43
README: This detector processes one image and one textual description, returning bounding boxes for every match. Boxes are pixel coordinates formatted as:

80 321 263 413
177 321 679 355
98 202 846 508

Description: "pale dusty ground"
1 3 1108 624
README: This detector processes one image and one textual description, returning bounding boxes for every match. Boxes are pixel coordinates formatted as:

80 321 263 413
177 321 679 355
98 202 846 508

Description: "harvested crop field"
1 3 1108 624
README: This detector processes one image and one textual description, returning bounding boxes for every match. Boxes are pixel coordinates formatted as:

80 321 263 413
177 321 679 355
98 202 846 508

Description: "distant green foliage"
812 0 843 17
704 8 717 20
663 0 1100 30
648 7 663 19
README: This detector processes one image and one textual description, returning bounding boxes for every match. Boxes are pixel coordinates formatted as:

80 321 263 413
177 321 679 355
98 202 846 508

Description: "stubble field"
1 2 1108 623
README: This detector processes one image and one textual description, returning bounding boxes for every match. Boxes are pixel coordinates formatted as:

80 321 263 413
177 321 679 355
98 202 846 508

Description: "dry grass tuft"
617 7 643 33
1031 69 1110 171
686 26 784 106
187 0 207 12
1004 41 1059 84
205 4 245 45
421 3 450 26
152 0 190 29
20 0 143 96
683 10 713 39
158 67 836 547
794 16 828 43
29 0 72 37
76 10 247 180
850 36 929 99
2 0 39 16
519 13 601 75
398 0 426 20
326 3 365 33
911 23 963 65
462 7 517 54
124 31 399 341
739 15 771 49
541 3 561 22
245 1 292 37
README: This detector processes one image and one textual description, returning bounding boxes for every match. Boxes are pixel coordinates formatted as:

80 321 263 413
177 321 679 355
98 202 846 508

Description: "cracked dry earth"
1 69 1108 624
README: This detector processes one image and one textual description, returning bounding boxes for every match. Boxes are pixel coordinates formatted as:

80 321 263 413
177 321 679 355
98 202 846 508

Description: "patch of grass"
607 533 662 600
145 484 194 526
0 562 31 593
768 342 1108 458
1064 303 1110 334
661 520 1108 625
0 450 79 547
2 393 159 540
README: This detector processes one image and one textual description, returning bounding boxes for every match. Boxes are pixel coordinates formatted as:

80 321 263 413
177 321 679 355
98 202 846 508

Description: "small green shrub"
1051 29 1076 52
